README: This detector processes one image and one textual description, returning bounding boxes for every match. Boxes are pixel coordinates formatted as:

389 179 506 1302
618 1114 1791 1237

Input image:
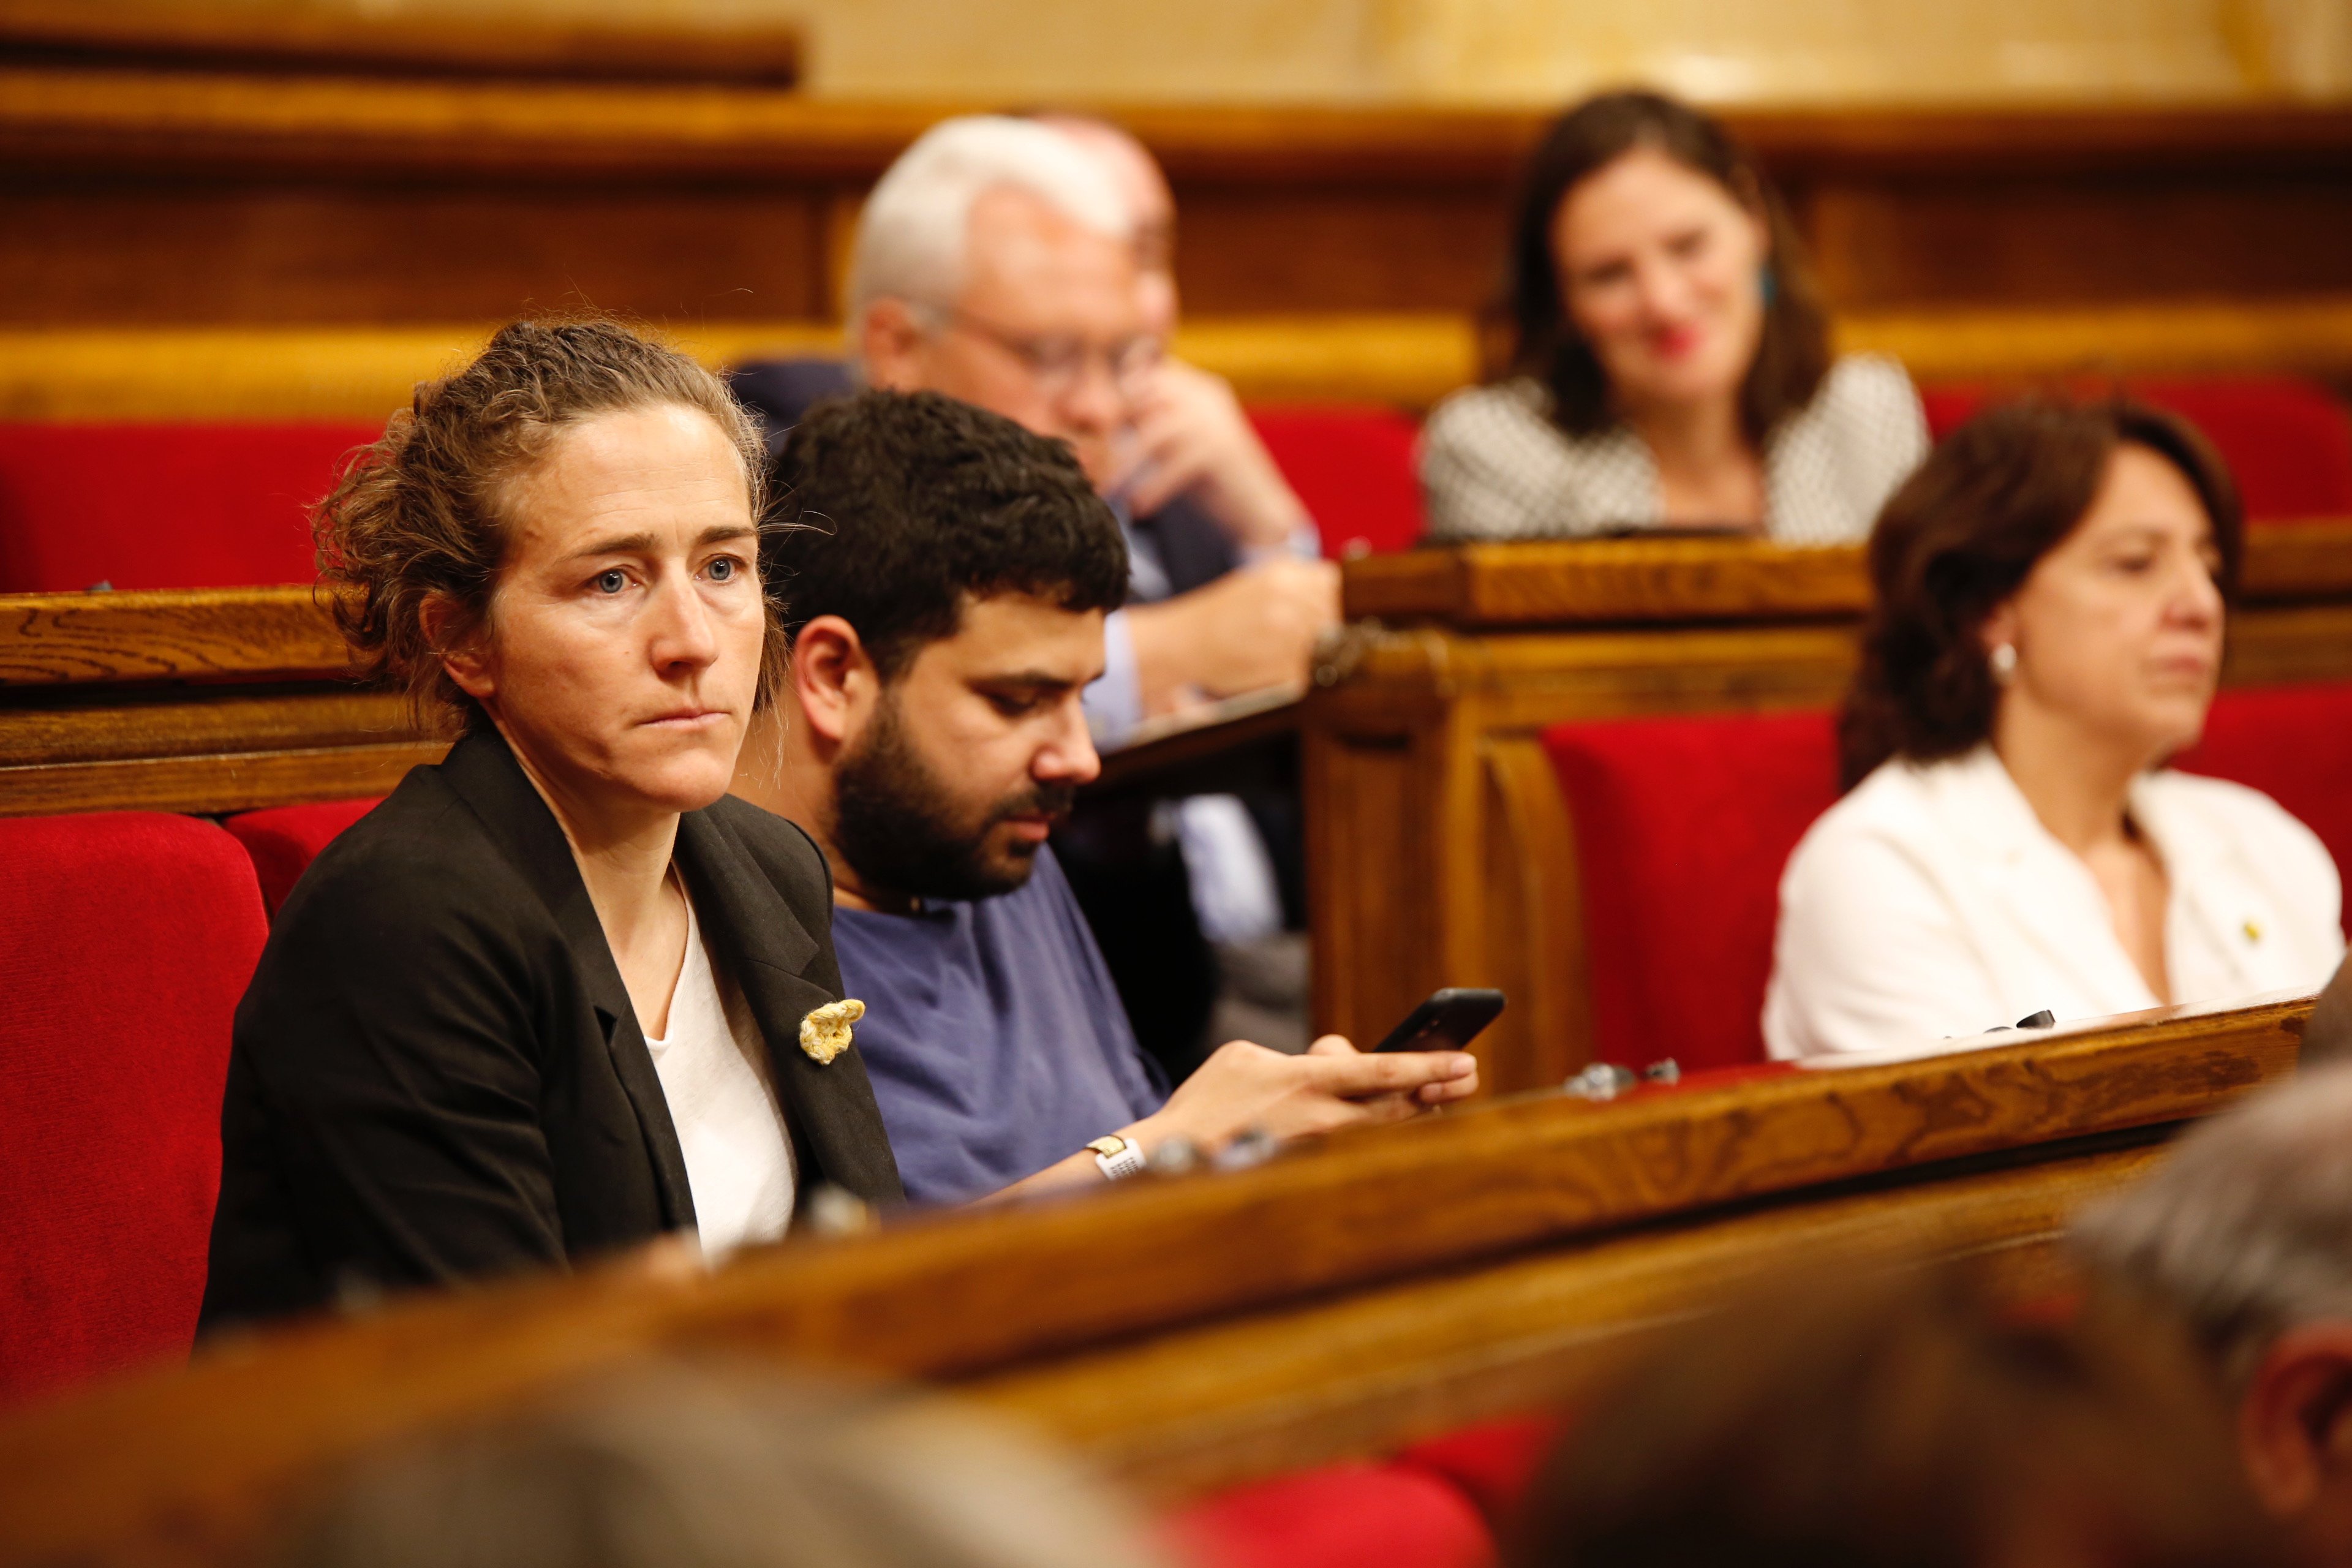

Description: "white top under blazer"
1763 745 2343 1060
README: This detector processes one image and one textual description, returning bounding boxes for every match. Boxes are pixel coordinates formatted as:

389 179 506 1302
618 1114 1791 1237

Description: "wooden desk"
0 995 2305 1563
1308 526 2352 1091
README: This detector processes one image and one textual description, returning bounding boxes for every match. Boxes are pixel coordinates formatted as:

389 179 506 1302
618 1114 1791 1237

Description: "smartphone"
1372 987 1506 1054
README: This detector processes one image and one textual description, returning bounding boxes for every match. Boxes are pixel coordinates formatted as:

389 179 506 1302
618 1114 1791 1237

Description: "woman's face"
1985 443 2227 765
447 403 765 822
1551 145 1770 418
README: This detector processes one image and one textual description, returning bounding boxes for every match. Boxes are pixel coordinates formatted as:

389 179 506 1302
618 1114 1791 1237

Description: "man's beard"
831 695 1078 903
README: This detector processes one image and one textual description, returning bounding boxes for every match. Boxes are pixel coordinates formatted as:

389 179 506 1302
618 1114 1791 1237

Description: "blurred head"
2074 1066 2352 1568
1498 91 1828 442
1512 1261 2277 1568
1839 397 2242 789
317 320 772 821
763 390 1127 904
271 1359 1167 1568
850 116 1153 489
1036 114 1179 339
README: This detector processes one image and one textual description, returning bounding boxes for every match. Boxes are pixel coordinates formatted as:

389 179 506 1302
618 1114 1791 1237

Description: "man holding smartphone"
730 390 1477 1205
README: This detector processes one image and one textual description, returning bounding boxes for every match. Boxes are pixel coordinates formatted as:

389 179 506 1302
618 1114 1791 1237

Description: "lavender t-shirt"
831 849 1166 1205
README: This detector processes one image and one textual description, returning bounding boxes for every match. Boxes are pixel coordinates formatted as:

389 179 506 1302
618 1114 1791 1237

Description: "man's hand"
1124 556 1340 712
1123 360 1313 549
981 1035 1477 1204
1134 1034 1479 1153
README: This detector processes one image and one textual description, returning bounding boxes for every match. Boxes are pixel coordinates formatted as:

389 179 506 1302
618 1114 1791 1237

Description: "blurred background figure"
1766 398 2342 1060
2073 1063 2352 1568
736 114 1332 1076
1420 90 1926 545
270 1359 1170 1568
1511 1259 2280 1568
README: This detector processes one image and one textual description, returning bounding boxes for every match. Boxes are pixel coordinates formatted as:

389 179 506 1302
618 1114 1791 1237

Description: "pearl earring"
1989 643 2018 682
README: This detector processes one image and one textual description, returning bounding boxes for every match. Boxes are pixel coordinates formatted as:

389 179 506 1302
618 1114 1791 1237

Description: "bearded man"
730 390 1474 1204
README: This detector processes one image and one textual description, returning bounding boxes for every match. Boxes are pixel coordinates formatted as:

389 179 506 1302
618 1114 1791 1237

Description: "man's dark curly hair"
762 389 1129 678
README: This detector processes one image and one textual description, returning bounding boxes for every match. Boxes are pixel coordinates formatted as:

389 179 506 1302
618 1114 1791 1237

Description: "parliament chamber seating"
4 375 2346 593
1245 405 1425 559
1918 376 2352 521
0 808 1528 1568
1168 1461 1496 1568
0 422 375 594
225 796 382 916
1540 681 2352 1071
0 812 268 1405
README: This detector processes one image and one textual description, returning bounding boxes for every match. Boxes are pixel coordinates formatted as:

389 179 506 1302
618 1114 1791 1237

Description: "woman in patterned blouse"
1420 91 1928 546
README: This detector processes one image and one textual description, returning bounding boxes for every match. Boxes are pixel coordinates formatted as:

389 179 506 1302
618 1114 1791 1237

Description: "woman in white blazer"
1765 399 2342 1060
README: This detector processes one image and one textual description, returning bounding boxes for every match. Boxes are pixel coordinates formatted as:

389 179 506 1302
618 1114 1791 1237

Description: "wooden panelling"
0 999 2299 1565
14 299 2352 423
1346 523 2352 631
1171 185 1507 318
0 584 438 815
0 586 349 684
1808 178 2352 309
0 183 828 326
2 81 2350 330
0 0 804 88
1345 535 1871 628
1835 296 2352 383
0 738 444 816
1480 734 1592 1090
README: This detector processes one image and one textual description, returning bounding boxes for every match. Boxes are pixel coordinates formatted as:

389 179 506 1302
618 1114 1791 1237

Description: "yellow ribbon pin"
799 998 865 1065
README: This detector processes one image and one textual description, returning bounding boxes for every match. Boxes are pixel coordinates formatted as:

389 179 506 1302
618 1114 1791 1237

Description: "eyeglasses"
922 305 1163 401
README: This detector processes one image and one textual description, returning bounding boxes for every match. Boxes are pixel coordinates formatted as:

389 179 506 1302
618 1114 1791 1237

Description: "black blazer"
199 728 903 1333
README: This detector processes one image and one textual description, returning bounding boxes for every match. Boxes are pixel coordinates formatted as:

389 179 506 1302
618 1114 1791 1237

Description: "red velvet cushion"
224 797 383 916
1395 1416 1564 1529
1249 405 1425 559
0 423 376 594
1918 378 2352 522
1541 710 1841 1070
2173 682 2352 880
0 812 268 1406
1166 1461 1493 1568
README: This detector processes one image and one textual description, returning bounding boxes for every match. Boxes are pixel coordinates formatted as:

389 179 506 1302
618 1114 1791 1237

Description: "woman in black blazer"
200 322 902 1332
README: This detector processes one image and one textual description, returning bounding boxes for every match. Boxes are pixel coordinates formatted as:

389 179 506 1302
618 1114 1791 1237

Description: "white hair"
2071 1061 2352 1385
845 115 1132 332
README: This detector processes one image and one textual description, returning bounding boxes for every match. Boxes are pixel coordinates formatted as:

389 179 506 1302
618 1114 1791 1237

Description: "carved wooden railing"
0 995 2308 1566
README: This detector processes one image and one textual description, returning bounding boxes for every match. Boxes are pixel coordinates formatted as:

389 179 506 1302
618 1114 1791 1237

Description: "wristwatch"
1086 1134 1148 1182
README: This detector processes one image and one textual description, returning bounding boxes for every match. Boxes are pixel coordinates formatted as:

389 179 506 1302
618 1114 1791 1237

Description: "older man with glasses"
731 115 1337 1079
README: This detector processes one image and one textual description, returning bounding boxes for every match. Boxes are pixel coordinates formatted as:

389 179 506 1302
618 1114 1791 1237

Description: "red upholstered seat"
1166 1461 1493 1568
1541 709 1841 1071
1395 1415 1564 1530
0 812 268 1406
0 422 374 594
1538 683 2352 1072
1918 379 2352 522
224 797 383 916
2175 682 2352 880
1248 405 1425 558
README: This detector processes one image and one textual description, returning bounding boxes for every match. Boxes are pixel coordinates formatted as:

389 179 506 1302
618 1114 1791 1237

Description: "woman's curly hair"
1838 396 2243 790
315 318 774 734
